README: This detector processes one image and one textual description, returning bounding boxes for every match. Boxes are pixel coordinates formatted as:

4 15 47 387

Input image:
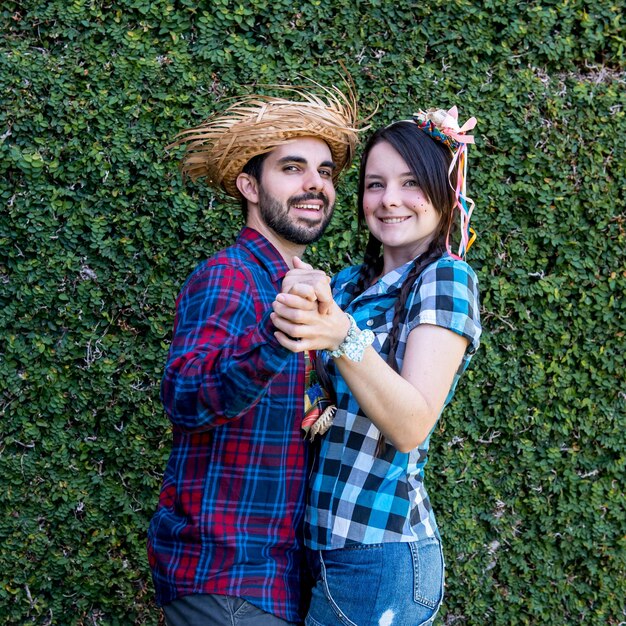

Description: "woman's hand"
271 290 351 353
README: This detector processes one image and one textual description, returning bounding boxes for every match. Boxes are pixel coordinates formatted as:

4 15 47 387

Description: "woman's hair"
353 121 457 297
316 120 458 455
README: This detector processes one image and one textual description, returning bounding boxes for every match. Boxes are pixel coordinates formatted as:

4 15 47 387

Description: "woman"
271 108 482 626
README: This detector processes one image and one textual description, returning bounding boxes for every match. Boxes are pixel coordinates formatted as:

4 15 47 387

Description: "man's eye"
320 169 332 178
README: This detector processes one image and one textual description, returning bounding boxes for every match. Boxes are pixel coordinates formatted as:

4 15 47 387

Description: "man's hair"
239 153 268 218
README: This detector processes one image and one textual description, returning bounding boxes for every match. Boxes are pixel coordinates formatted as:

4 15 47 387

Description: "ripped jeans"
305 538 444 626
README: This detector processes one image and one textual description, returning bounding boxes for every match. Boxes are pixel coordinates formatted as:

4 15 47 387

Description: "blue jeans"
305 539 445 626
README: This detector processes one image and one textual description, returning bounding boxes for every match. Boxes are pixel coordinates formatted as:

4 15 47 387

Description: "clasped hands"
271 257 351 353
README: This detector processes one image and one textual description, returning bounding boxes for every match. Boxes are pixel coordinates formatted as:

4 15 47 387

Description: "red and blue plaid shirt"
148 228 309 622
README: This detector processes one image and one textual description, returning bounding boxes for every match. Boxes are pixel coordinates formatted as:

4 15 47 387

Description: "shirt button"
366 320 374 326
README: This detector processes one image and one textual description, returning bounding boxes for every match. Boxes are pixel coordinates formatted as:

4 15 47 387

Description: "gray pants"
163 593 301 626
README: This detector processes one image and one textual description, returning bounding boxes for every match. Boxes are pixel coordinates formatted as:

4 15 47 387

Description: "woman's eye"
404 179 418 187
366 182 383 189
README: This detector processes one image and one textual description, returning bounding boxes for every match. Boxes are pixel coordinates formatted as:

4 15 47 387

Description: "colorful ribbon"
413 106 477 259
302 351 336 440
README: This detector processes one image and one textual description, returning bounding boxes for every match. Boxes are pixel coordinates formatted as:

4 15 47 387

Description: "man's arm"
161 263 293 432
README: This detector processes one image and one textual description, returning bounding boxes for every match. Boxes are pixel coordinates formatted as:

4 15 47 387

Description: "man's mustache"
289 192 329 208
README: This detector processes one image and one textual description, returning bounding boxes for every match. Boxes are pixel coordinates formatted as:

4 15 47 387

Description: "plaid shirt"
148 228 309 622
306 255 481 549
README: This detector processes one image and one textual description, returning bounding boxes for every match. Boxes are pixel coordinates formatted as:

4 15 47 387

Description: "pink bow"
441 106 477 144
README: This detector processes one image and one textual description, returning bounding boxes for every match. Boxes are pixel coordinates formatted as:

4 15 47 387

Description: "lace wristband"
327 313 374 362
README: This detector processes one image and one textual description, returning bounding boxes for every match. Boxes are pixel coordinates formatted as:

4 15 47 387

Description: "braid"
315 233 447 455
375 234 447 456
385 236 446 370
352 234 383 302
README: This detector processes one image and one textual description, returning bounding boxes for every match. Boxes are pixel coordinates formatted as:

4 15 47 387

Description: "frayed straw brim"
167 83 362 198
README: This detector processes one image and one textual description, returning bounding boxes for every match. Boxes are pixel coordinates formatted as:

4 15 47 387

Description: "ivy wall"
1 0 624 624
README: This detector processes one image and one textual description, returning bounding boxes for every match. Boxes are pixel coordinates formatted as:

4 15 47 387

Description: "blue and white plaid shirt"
305 254 481 549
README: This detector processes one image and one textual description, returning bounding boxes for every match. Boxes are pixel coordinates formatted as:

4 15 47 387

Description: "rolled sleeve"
407 259 482 354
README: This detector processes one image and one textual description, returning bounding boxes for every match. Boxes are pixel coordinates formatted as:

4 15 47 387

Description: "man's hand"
281 257 333 315
271 291 350 353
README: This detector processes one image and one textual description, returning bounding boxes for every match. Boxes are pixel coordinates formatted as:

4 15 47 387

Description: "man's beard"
259 187 334 245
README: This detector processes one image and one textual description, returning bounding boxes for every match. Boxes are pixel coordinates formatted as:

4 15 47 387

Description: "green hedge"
1 0 624 624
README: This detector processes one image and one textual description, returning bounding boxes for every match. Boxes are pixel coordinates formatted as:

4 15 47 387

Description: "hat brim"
169 85 362 199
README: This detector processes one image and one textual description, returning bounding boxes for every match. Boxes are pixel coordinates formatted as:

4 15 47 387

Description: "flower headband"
413 107 477 259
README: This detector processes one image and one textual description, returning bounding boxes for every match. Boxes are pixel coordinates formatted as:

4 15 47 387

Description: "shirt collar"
362 257 416 297
370 252 453 294
237 227 289 281
378 259 415 289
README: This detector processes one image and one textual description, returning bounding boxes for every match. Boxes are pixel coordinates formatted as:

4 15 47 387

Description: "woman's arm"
335 324 468 451
271 291 468 451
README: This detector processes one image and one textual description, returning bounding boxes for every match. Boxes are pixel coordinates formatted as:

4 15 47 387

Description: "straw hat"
168 83 361 198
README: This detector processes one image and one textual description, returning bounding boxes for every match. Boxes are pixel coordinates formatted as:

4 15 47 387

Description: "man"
148 84 360 626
